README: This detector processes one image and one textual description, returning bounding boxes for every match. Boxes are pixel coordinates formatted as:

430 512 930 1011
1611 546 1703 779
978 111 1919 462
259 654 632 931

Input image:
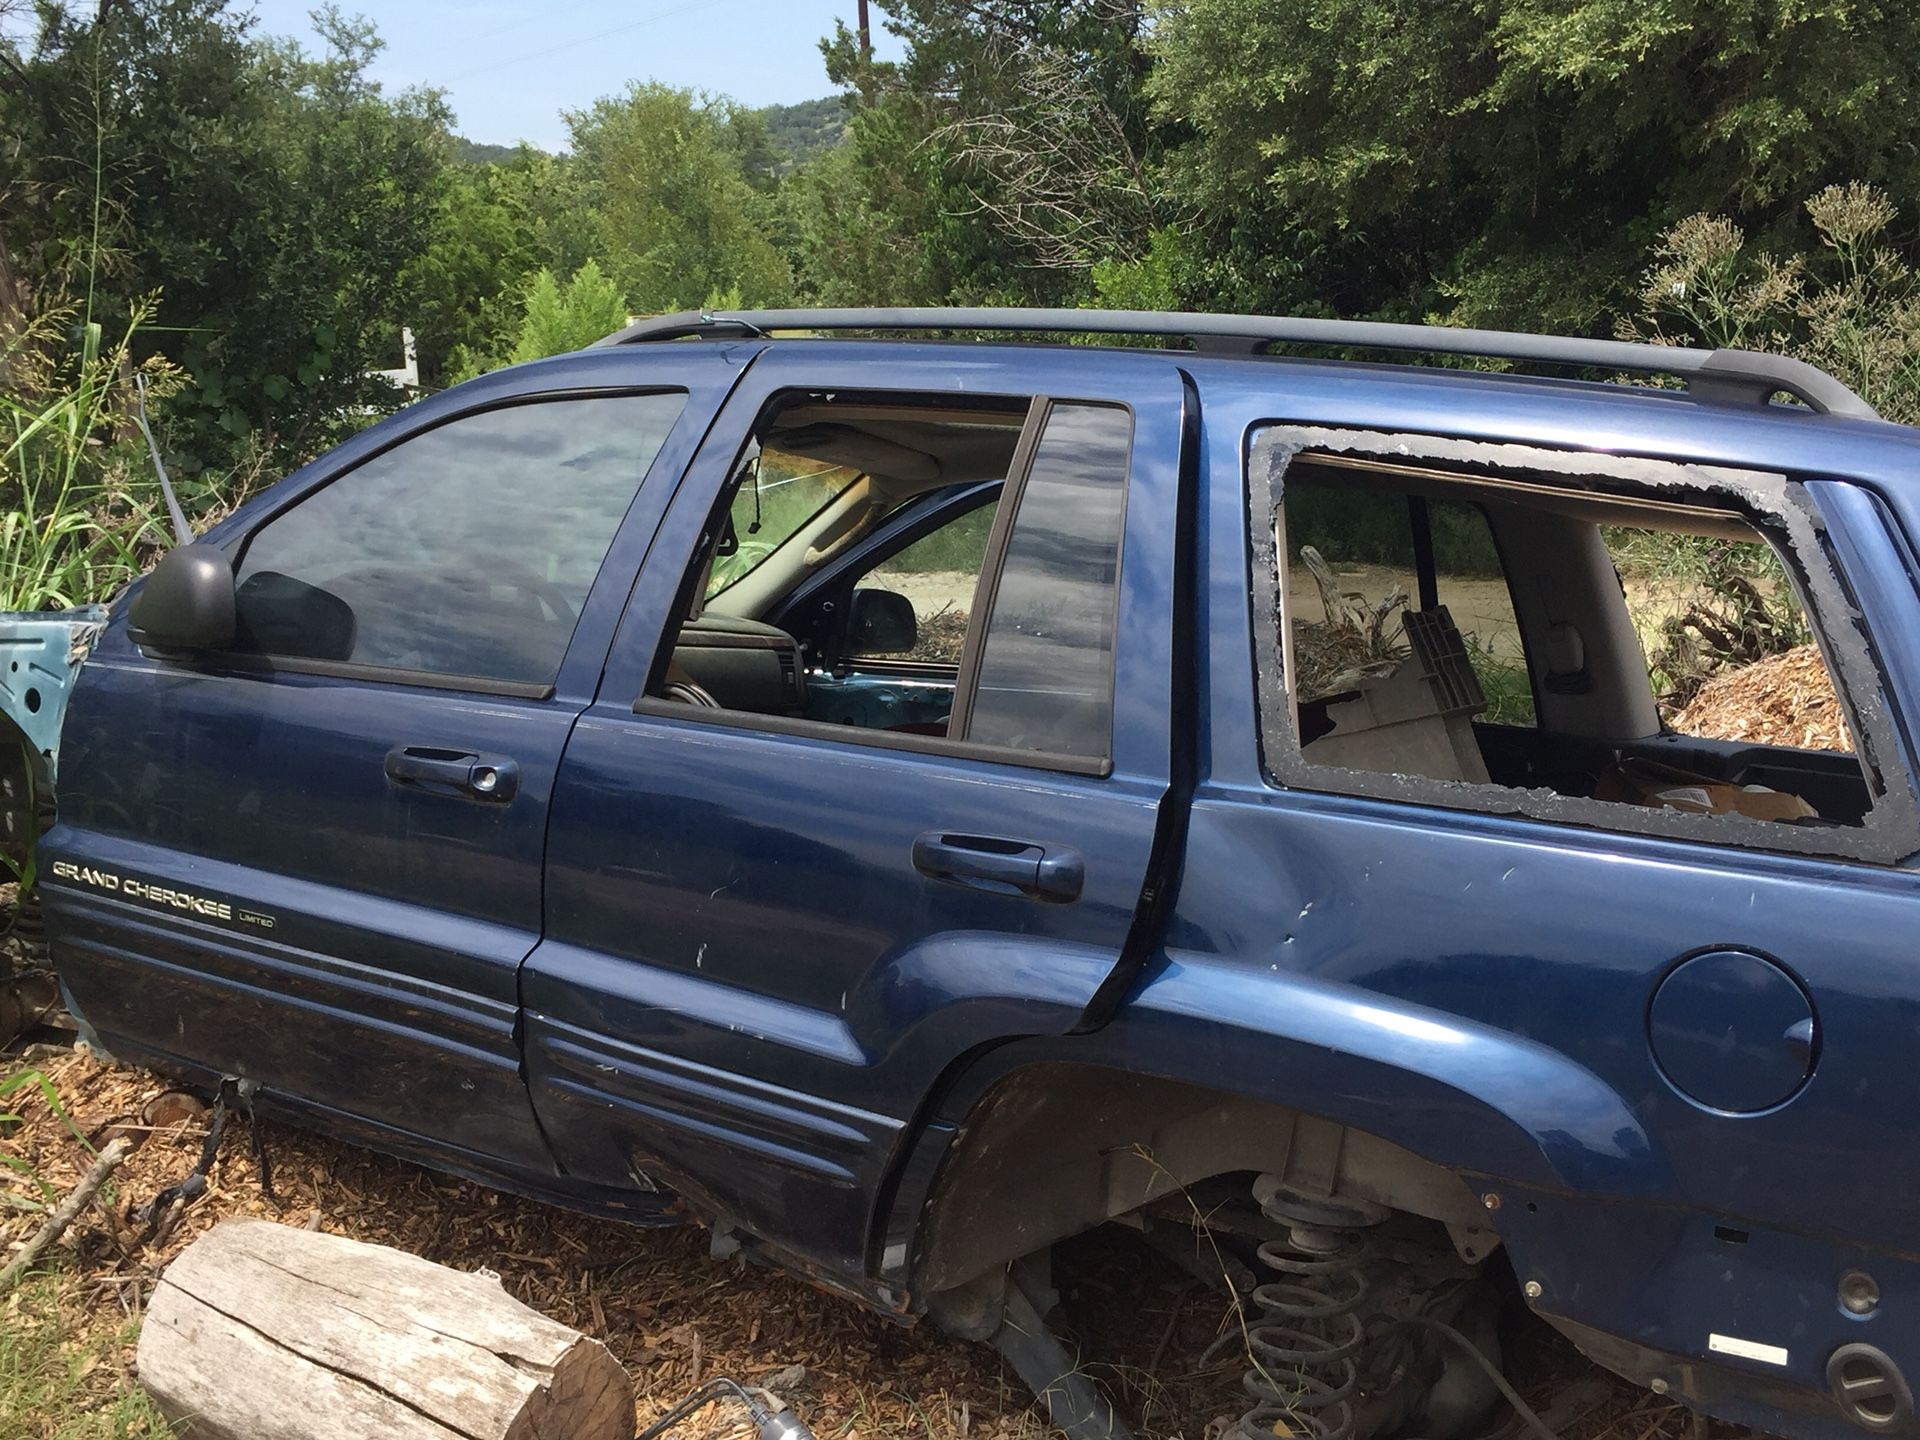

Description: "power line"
453 0 607 51
440 0 741 86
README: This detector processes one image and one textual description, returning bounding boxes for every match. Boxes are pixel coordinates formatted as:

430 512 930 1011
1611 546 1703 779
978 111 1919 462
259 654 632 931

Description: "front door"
46 388 692 1178
523 344 1186 1279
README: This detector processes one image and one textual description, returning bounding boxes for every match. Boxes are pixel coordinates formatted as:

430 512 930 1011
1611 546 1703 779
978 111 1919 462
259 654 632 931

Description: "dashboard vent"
777 648 805 706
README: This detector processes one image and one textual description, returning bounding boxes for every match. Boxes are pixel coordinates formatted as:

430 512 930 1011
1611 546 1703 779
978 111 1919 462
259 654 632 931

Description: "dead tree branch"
927 44 1165 270
0 1136 132 1294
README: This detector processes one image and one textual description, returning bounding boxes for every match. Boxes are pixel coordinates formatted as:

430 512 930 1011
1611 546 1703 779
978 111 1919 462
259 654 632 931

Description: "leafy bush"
3 2 452 476
452 260 631 380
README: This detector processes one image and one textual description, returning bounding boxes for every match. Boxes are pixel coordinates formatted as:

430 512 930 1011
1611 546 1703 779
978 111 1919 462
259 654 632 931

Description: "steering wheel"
664 678 721 708
485 557 578 627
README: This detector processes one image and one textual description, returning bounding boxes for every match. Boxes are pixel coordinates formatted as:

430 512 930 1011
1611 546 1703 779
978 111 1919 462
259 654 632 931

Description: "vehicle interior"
1276 453 1876 829
654 393 1029 736
651 401 1877 831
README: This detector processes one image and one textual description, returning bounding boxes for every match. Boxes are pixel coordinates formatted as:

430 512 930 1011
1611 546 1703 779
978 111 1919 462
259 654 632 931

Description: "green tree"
804 3 1160 305
1 1 451 476
408 146 599 387
781 114 944 305
499 259 630 370
1145 0 1920 329
755 97 848 174
567 83 790 315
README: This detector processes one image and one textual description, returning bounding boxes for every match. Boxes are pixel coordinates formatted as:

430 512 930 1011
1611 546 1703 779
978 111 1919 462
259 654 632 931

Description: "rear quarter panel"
1138 366 1920 1439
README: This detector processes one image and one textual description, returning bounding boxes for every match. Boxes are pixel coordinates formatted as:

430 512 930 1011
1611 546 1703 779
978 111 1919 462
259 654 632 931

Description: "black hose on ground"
635 1376 814 1440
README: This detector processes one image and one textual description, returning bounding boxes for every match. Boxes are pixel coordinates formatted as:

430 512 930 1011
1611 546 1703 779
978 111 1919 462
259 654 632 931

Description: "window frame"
208 387 689 700
634 392 1137 778
821 486 1004 675
947 399 1135 752
1248 425 1920 865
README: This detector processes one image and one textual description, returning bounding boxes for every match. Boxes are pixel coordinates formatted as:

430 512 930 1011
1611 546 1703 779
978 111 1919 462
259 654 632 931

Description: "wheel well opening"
912 1061 1495 1298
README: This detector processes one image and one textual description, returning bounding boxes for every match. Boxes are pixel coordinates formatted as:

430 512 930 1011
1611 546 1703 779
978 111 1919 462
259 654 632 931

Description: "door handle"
384 746 520 803
911 831 1084 903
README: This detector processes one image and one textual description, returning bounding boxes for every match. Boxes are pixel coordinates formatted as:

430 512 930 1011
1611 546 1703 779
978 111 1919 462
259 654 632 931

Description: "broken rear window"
1249 428 1917 862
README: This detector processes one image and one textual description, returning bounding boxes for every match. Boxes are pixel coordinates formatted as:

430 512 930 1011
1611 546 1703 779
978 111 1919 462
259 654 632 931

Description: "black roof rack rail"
594 306 1879 420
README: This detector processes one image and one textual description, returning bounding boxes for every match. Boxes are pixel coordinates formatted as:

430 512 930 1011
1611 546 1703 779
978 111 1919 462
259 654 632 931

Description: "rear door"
522 345 1186 1278
46 379 704 1178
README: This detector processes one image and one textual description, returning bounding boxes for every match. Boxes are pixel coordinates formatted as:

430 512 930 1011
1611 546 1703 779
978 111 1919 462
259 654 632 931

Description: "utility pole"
857 0 871 60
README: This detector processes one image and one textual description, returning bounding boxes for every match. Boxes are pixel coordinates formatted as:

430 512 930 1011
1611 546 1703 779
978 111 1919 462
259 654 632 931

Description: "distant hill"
453 136 535 166
755 97 847 172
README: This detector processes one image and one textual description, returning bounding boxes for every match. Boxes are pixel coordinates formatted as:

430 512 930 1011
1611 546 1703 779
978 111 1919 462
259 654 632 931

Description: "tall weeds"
0 305 175 613
1 6 182 617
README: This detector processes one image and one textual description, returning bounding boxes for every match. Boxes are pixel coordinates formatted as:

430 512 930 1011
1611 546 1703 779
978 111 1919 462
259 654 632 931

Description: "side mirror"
128 545 236 656
847 587 916 656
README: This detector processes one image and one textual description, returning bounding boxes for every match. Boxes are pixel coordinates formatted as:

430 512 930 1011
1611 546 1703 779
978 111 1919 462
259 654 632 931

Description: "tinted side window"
966 404 1131 758
232 393 686 686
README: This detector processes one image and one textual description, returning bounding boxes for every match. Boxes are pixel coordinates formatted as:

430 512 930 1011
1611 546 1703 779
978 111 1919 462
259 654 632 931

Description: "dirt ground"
0 1047 1748 1440
876 568 978 623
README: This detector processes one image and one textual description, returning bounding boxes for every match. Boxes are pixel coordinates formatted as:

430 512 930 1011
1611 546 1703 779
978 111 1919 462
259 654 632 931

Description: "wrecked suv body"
9 308 1920 1440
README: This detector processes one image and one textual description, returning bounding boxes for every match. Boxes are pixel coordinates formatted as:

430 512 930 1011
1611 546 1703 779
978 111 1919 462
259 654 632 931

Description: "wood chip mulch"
0 1054 1743 1440
1672 645 1852 752
1 1052 1059 1439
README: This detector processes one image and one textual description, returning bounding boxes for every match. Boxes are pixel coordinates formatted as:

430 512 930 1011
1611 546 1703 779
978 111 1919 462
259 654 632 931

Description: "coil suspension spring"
1227 1177 1386 1440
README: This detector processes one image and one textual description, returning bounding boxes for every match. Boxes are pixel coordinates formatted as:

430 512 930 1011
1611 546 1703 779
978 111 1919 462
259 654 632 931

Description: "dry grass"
1672 644 1852 752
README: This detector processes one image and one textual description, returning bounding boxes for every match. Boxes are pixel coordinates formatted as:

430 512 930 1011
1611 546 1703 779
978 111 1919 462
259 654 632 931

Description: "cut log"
137 1218 631 1440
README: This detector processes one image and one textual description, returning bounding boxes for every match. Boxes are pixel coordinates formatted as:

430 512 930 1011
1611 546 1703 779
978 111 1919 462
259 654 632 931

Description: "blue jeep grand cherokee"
9 308 1920 1440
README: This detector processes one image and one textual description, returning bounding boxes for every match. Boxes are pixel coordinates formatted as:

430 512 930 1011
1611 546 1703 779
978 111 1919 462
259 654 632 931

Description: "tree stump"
137 1218 631 1440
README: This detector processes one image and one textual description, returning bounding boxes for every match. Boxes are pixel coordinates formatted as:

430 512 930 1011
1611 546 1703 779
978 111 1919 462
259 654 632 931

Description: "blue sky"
241 0 905 150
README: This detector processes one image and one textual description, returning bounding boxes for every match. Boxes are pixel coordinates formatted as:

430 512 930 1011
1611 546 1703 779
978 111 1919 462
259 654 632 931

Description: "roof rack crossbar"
594 307 1877 420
